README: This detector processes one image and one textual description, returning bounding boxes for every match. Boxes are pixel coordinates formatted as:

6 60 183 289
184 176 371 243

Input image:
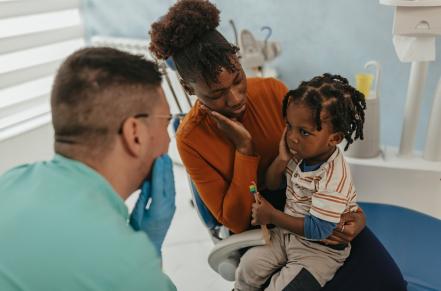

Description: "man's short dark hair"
51 47 162 155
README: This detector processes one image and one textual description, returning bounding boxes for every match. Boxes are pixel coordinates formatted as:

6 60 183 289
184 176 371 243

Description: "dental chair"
187 181 440 290
186 175 440 290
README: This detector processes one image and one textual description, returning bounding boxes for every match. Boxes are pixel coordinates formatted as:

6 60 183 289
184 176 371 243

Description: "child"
234 73 366 291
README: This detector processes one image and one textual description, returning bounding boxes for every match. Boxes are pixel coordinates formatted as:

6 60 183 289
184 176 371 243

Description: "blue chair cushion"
360 202 441 291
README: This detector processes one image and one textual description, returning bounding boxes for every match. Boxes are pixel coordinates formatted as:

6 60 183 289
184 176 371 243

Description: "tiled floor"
126 164 233 291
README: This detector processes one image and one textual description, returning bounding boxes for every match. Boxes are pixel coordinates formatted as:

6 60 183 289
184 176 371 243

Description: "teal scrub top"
0 154 176 291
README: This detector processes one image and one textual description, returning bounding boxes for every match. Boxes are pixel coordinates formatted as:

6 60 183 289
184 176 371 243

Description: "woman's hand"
203 106 255 155
322 208 366 245
251 193 276 225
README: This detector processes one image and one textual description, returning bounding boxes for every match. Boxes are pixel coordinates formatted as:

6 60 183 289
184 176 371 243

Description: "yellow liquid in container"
356 73 374 98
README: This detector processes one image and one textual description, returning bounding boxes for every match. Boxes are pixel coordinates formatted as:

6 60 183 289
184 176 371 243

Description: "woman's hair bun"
149 0 220 60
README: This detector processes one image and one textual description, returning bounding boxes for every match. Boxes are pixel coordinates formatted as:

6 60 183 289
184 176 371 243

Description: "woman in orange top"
149 1 406 290
175 75 288 233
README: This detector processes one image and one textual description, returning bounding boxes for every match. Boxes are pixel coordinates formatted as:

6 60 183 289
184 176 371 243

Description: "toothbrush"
249 181 271 244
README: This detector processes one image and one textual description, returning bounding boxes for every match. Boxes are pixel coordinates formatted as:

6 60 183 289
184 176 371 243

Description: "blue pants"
321 226 407 291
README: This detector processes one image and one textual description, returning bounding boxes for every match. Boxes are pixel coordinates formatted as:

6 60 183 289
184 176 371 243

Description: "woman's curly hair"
282 73 367 151
149 0 239 84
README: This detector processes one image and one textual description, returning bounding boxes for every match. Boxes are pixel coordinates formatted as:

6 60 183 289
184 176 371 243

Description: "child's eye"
299 128 310 136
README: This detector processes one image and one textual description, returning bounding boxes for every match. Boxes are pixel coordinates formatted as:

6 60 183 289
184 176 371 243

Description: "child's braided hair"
282 73 366 150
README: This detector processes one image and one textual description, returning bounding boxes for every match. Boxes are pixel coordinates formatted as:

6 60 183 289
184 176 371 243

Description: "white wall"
0 123 54 175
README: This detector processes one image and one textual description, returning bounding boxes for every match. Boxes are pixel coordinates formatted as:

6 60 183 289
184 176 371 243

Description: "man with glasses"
0 47 176 290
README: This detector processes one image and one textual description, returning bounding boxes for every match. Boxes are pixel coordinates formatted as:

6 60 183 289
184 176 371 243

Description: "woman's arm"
177 138 259 234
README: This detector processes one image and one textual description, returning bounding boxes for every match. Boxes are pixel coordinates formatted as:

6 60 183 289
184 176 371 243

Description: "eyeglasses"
117 112 185 134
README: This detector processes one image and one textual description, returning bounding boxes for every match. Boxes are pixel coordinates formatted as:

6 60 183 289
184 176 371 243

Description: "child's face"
285 101 342 164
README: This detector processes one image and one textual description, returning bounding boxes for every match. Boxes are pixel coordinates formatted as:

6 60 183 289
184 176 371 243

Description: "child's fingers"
252 206 258 218
328 232 350 244
255 192 263 203
321 234 346 245
256 193 268 206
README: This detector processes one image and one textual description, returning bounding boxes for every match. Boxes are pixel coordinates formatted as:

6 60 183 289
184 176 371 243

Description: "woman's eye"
209 94 223 100
300 128 310 136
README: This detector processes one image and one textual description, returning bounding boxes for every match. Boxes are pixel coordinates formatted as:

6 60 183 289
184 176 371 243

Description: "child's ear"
179 78 195 95
329 132 344 147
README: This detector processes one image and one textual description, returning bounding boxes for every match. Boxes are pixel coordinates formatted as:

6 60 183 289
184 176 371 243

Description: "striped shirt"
285 147 358 224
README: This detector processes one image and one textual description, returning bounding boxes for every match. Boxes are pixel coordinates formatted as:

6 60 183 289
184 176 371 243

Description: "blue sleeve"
304 214 337 240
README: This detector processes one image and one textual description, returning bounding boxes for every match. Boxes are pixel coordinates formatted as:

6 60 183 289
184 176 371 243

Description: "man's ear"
329 132 344 147
120 117 145 158
179 78 195 95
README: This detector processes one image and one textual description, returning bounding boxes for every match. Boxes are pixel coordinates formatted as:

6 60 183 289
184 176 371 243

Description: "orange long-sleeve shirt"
176 77 288 233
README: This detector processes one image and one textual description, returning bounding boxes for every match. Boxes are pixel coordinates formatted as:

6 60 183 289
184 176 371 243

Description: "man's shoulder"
0 162 46 193
1 162 35 180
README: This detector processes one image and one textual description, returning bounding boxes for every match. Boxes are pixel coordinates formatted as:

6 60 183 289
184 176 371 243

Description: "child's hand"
251 193 276 225
278 127 293 162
